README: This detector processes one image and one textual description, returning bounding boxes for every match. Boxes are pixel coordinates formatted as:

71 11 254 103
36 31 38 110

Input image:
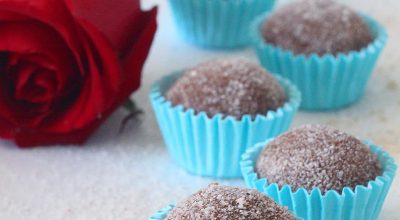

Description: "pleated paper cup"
150 71 300 178
251 13 387 110
149 205 174 220
241 139 397 220
168 0 276 49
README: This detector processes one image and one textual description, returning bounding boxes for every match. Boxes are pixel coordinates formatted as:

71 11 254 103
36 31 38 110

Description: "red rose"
0 0 157 147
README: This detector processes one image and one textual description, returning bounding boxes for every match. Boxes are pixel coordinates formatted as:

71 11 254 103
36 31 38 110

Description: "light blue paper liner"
251 13 388 110
150 71 300 178
149 205 175 220
240 139 397 220
168 0 276 49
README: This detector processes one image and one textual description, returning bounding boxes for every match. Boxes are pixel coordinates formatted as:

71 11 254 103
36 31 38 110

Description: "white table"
0 0 399 219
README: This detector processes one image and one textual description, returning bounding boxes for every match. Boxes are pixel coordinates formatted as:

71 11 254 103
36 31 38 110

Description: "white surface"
0 0 399 219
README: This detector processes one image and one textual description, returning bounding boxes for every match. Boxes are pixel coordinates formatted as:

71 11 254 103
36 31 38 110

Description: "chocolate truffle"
261 0 373 56
166 58 286 119
256 124 381 193
166 183 296 220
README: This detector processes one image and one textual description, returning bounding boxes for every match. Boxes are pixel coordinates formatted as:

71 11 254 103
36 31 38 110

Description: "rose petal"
0 0 87 76
0 22 80 126
118 7 157 103
70 0 158 107
0 117 14 138
0 21 78 87
11 61 38 93
70 0 142 52
0 82 48 128
39 20 120 133
18 70 57 103
14 118 101 147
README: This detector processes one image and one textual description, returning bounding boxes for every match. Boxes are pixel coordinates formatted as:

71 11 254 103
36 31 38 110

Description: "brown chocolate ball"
166 58 286 119
166 183 296 220
256 124 381 193
261 0 373 56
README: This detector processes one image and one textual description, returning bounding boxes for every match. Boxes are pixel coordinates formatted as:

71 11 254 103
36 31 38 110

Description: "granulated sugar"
262 0 373 55
256 124 381 193
166 58 286 119
166 183 296 220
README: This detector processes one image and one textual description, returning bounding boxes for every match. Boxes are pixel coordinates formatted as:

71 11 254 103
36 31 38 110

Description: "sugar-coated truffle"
166 58 286 119
261 0 373 56
256 124 381 193
166 183 296 220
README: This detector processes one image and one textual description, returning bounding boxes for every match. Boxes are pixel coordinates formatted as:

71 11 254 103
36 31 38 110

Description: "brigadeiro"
240 124 397 219
256 124 381 193
166 58 286 119
261 0 373 56
150 58 300 178
251 0 387 110
165 183 296 220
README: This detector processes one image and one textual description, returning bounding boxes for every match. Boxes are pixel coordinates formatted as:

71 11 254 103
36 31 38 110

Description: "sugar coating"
166 183 296 220
262 0 373 56
166 58 286 119
256 124 382 193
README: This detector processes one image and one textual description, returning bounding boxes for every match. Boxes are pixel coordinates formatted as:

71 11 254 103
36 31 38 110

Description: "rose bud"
0 0 157 147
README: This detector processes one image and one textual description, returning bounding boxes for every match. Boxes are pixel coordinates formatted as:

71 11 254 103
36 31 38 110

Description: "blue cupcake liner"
149 205 175 220
251 13 388 110
240 139 397 220
150 71 301 178
168 0 276 49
